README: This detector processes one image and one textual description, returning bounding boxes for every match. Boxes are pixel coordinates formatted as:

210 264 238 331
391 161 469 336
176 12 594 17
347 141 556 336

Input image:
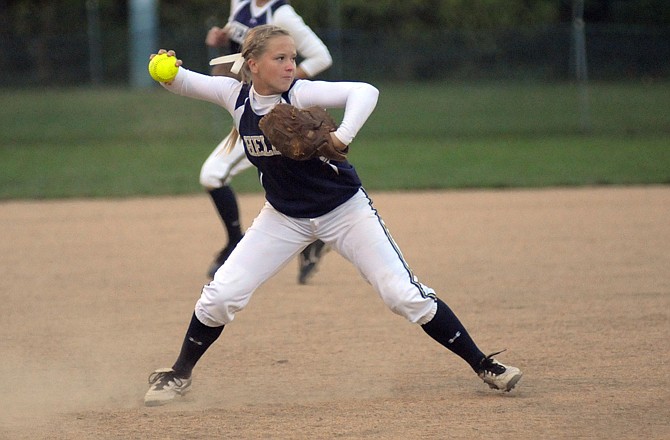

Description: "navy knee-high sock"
421 298 485 371
208 186 243 243
172 313 224 378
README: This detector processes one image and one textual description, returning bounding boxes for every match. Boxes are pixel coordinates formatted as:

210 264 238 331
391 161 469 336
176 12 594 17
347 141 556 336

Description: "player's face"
248 35 296 95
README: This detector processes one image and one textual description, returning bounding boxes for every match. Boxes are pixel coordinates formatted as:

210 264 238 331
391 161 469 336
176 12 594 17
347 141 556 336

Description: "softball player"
144 26 522 407
201 0 333 282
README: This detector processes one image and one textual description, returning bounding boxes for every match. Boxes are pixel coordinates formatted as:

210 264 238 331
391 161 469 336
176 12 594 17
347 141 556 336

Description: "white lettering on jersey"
243 135 281 157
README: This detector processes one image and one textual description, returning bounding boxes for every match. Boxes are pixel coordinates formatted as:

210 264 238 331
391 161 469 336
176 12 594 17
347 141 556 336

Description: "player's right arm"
162 67 241 116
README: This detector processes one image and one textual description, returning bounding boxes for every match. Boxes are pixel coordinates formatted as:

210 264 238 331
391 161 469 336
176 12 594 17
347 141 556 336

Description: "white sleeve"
273 5 333 77
161 68 241 116
290 80 379 146
229 0 239 16
226 0 245 25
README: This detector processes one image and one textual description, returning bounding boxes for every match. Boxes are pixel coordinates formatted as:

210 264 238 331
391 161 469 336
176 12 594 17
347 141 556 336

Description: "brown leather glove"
259 103 348 161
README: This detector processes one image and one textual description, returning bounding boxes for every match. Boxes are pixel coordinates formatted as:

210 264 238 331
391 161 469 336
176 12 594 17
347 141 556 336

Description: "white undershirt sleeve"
163 70 379 147
162 68 241 115
273 5 333 77
290 80 379 146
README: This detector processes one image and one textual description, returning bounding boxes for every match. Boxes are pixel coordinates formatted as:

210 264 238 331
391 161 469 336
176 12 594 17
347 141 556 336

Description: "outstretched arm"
151 50 241 116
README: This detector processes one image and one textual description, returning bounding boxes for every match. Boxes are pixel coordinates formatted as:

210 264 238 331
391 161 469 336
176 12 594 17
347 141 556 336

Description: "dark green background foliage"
1 1 670 85
3 0 669 36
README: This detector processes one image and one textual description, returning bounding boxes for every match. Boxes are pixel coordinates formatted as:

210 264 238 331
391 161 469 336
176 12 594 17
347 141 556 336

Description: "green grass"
1 81 669 200
351 136 670 190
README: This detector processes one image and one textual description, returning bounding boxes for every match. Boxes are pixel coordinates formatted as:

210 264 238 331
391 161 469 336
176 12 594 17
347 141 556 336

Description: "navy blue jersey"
236 83 362 218
227 0 287 53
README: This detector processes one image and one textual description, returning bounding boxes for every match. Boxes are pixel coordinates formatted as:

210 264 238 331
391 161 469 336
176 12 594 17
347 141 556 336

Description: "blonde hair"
222 25 293 152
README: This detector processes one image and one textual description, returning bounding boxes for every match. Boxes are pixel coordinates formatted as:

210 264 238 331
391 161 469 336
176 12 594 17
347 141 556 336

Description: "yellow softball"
148 53 179 83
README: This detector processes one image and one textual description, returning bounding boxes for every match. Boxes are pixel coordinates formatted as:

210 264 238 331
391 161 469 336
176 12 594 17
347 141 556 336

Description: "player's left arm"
291 80 379 146
273 5 332 78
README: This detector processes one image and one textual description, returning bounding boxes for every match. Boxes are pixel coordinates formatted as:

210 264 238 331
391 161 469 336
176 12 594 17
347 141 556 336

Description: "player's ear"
247 58 260 75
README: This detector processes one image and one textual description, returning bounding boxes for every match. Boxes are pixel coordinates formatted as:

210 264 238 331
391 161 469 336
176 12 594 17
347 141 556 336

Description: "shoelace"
480 349 507 376
148 370 186 388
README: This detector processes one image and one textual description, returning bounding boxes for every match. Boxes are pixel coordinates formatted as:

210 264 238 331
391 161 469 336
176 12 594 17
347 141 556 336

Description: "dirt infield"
1 187 668 439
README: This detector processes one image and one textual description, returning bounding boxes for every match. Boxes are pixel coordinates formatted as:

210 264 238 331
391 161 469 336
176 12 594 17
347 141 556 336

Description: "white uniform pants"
195 189 438 327
199 133 254 189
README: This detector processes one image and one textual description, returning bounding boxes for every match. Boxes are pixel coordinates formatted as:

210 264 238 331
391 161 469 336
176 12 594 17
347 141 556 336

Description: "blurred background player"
201 0 333 282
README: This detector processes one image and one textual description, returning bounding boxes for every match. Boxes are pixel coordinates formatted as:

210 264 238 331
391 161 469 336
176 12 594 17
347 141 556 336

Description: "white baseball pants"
195 189 438 327
199 133 254 189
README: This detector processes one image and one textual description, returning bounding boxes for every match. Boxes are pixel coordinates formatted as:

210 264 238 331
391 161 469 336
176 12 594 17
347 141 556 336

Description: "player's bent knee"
382 295 436 325
196 266 259 325
376 279 437 324
200 171 224 189
197 283 250 325
200 162 233 188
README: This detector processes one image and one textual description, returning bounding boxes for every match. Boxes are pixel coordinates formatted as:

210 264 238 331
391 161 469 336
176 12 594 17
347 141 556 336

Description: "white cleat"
144 368 192 406
477 351 523 392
